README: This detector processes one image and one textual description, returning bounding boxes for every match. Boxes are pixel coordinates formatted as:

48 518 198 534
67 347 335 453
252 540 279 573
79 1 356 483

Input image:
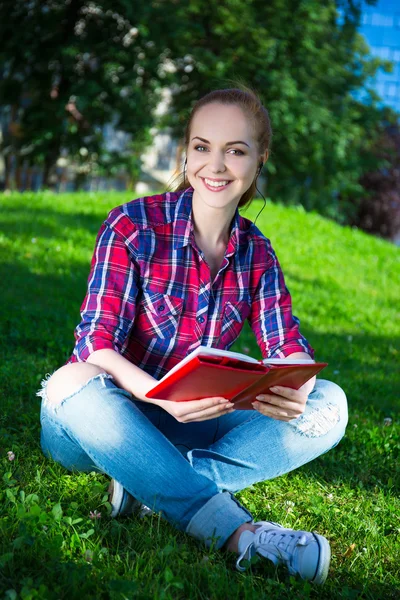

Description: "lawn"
0 190 399 599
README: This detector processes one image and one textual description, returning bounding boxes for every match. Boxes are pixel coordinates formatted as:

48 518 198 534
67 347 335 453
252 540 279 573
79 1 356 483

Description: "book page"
157 345 316 384
157 345 258 383
262 358 316 365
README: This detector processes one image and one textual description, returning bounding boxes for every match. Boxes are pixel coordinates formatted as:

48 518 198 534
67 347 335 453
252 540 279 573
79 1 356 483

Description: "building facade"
358 0 400 114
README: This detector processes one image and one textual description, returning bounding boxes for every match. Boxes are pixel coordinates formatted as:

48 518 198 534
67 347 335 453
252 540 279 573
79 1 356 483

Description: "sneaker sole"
108 479 124 518
312 533 331 585
108 479 154 518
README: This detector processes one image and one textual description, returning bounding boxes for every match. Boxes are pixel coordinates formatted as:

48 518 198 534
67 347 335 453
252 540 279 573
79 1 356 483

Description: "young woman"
38 87 348 585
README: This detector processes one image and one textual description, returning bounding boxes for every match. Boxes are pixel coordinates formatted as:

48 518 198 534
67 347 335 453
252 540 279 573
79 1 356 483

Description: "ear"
261 150 269 163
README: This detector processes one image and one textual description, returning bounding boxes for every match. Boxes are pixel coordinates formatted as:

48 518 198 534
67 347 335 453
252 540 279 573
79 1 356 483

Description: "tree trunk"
43 142 61 189
4 154 12 191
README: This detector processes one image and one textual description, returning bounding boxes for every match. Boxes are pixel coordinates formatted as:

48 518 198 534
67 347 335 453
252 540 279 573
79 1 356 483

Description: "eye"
194 145 244 156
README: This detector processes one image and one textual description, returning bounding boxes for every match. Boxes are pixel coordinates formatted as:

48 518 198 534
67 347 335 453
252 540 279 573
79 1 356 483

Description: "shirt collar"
173 187 194 249
173 186 242 254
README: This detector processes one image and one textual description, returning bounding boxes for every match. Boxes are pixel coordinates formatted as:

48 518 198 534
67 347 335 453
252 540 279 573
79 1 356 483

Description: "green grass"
0 190 399 599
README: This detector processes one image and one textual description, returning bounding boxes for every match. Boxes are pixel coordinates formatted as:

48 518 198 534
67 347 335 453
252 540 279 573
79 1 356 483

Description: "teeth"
204 178 230 188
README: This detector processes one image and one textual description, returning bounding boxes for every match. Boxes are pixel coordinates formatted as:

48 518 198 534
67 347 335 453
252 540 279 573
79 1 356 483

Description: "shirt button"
158 305 165 312
197 316 205 324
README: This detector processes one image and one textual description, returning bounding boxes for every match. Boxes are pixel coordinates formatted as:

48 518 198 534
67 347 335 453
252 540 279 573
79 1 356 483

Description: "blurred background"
0 0 399 242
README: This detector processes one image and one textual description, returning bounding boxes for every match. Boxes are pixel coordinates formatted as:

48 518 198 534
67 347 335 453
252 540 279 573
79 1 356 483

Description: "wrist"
302 376 316 397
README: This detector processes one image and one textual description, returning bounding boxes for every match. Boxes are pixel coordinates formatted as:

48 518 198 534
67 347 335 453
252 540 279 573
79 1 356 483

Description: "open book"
145 345 328 410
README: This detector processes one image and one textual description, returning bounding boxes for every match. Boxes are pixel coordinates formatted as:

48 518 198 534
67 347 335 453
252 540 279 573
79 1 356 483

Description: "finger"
252 401 302 420
180 402 236 423
255 394 305 412
268 386 303 402
156 396 230 417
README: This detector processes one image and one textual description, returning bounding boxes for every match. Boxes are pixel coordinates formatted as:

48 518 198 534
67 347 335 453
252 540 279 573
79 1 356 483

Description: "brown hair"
167 83 272 208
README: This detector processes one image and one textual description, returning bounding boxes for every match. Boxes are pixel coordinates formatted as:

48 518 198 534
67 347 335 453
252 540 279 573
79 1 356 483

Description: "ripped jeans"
38 375 348 549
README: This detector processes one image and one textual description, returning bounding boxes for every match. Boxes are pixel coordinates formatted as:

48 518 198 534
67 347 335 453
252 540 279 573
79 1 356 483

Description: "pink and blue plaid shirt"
67 187 314 379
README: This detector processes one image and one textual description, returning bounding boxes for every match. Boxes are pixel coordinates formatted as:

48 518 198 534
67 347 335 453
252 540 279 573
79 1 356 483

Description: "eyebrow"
191 136 250 148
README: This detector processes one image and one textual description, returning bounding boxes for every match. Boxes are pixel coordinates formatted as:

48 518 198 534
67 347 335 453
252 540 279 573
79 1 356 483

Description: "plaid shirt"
67 187 314 379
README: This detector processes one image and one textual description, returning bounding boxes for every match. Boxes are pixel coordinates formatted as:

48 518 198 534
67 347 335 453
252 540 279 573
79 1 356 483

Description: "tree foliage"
347 123 400 239
154 0 398 219
0 0 398 233
0 0 162 186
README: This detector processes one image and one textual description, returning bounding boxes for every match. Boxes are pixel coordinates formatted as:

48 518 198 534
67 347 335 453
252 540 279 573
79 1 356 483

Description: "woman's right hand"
150 396 236 423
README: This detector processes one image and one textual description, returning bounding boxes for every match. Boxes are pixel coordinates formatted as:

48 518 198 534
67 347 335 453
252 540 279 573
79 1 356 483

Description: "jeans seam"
212 418 220 445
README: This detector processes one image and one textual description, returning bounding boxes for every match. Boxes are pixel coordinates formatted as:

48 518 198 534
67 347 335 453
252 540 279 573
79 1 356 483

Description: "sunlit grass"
0 191 399 599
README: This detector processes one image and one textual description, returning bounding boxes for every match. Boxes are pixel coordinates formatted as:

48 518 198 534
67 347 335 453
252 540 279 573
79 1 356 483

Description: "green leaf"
0 553 14 567
25 494 40 505
51 503 63 521
108 580 138 594
6 489 16 503
79 528 95 539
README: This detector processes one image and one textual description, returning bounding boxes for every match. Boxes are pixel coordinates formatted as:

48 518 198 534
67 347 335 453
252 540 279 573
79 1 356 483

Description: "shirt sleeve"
248 246 314 360
71 220 140 362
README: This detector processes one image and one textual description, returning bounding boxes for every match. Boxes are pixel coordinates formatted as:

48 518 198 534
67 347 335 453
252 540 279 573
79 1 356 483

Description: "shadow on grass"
0 205 107 242
0 253 399 492
1 199 398 598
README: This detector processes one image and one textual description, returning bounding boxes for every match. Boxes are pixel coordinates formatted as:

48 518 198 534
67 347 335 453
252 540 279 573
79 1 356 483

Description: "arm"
87 348 157 401
76 218 235 420
253 350 316 421
249 244 316 419
72 220 140 361
285 351 316 397
71 218 159 403
87 348 236 421
248 245 314 360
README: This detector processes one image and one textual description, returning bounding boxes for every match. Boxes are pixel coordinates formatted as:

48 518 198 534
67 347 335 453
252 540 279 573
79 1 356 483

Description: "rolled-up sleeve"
71 221 140 362
248 247 314 360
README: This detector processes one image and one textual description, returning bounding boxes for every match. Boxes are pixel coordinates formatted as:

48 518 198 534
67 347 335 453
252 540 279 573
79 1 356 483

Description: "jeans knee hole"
37 371 114 415
291 403 341 438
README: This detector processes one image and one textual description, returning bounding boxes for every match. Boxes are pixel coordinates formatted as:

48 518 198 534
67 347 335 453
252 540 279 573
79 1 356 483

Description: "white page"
262 358 316 365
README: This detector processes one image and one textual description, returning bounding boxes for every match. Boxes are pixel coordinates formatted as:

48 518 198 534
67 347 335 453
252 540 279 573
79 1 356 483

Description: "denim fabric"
38 374 348 549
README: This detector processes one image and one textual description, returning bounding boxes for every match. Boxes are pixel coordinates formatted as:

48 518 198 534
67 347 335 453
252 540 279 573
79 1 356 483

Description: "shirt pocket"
220 300 251 348
138 290 184 340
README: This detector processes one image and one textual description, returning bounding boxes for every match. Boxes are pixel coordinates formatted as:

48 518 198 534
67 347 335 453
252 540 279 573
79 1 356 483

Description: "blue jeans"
38 374 348 549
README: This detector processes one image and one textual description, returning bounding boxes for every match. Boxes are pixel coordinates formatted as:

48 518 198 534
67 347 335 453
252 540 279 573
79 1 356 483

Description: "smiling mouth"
201 178 233 191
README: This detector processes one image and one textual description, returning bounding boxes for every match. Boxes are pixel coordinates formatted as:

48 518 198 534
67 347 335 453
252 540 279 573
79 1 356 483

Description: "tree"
1 0 397 220
0 0 164 188
347 123 400 240
153 0 397 219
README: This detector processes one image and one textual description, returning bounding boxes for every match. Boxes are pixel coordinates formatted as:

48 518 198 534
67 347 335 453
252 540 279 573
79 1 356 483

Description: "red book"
145 346 328 410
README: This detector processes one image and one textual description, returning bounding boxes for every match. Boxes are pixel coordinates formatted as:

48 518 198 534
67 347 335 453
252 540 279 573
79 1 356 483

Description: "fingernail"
270 387 279 392
256 395 264 401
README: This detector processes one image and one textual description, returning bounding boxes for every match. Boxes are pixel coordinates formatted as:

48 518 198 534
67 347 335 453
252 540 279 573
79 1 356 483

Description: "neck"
191 189 237 247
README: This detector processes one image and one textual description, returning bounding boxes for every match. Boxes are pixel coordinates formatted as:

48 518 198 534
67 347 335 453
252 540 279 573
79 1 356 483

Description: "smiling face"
186 102 266 211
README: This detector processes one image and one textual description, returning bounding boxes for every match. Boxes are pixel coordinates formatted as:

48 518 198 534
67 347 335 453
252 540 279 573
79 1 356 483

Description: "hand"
151 396 236 423
252 384 309 422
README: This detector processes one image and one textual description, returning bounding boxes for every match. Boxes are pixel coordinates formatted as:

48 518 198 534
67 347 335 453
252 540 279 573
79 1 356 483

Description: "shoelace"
237 526 309 573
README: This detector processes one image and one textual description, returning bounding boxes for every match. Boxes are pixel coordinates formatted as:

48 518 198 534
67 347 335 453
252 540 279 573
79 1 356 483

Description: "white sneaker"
107 479 153 518
236 521 331 585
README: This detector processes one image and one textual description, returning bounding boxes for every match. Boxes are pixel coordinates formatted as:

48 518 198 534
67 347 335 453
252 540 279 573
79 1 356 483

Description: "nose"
208 151 226 173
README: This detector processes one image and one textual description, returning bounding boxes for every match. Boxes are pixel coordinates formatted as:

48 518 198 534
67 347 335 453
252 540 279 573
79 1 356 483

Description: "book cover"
145 346 328 410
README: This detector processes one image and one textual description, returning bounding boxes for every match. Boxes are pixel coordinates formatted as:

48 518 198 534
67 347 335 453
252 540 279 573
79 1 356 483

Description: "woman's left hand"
252 383 311 421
